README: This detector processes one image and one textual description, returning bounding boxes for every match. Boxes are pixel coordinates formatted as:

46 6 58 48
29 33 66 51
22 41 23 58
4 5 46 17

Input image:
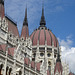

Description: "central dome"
30 7 58 47
30 26 58 47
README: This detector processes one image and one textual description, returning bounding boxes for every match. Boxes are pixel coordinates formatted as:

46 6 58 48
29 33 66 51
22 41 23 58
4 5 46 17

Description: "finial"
23 6 28 26
40 0 46 26
56 46 61 62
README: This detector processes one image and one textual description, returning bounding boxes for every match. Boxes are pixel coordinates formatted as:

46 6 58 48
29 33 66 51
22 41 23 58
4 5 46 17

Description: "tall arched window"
19 71 22 75
9 68 12 75
0 64 3 75
6 66 9 75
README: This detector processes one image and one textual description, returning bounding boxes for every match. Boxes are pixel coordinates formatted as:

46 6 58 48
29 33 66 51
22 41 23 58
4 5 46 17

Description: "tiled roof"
36 62 41 71
8 47 16 56
21 25 29 40
31 61 35 69
54 62 63 75
6 17 19 37
0 44 6 52
24 57 30 65
0 44 16 56
30 28 58 47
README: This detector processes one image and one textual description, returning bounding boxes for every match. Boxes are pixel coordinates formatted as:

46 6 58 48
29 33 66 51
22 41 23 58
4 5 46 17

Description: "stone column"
4 50 8 75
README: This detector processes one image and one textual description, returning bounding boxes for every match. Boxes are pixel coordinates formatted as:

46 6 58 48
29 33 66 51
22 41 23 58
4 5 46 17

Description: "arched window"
40 60 42 63
48 61 51 65
0 64 3 75
40 53 44 57
19 71 22 75
47 53 51 57
6 66 9 75
9 68 12 75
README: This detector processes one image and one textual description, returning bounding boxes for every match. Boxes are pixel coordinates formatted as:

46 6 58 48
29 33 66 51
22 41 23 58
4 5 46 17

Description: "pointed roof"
23 7 28 26
54 47 63 75
0 0 5 18
0 0 4 5
21 7 29 40
40 3 46 26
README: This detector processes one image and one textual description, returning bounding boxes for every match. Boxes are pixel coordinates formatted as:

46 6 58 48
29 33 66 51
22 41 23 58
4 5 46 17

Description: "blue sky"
4 0 75 73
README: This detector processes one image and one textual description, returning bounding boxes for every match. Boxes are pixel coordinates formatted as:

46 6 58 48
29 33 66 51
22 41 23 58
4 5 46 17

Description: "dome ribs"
54 34 58 47
32 30 37 45
48 30 53 46
30 27 58 47
33 30 40 45
50 31 57 47
39 29 45 45
38 29 41 43
45 30 52 46
44 29 46 42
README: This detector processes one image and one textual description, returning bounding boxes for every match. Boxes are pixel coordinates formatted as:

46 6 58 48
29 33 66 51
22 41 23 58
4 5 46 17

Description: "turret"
54 47 63 75
0 0 5 19
40 3 46 26
21 7 29 40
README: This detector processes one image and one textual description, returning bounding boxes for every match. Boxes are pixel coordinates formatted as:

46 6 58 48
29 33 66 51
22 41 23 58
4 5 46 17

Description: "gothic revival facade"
0 0 74 75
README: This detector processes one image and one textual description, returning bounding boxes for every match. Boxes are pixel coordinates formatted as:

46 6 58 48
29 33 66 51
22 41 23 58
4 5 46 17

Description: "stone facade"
0 0 74 75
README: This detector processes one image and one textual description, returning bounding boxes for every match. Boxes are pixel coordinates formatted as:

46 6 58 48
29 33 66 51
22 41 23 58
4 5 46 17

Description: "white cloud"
58 36 75 73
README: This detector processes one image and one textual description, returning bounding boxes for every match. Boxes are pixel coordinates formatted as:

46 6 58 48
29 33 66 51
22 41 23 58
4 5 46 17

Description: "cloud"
58 35 75 73
5 0 75 35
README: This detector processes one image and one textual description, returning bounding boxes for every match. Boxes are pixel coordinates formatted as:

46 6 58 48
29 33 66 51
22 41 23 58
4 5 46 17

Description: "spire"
21 6 29 40
0 0 5 18
23 6 28 26
54 47 63 75
40 0 46 26
56 47 61 62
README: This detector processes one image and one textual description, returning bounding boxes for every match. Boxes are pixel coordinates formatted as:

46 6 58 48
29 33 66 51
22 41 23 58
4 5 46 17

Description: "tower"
21 7 29 40
30 2 58 74
0 0 4 19
54 47 63 75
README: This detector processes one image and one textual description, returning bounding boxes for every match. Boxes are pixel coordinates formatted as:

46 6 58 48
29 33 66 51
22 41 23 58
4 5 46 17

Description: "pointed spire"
21 6 29 40
56 46 61 62
23 6 28 26
0 0 5 18
40 0 46 26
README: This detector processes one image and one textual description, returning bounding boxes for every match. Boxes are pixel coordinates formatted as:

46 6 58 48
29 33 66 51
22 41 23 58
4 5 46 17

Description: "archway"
0 64 3 75
9 68 12 75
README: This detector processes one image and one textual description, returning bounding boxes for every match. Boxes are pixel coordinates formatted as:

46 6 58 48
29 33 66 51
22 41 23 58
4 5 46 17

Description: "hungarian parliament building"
0 0 74 75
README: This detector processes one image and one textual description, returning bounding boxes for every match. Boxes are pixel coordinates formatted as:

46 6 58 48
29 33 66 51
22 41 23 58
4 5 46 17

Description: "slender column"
13 58 16 75
4 50 8 75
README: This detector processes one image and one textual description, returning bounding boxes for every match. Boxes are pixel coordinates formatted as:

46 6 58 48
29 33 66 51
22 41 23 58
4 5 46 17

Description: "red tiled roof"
54 62 63 75
0 44 16 56
32 30 39 45
6 17 19 37
24 57 30 65
30 28 58 47
8 47 16 56
47 70 51 75
0 44 6 52
36 62 41 71
31 61 35 69
39 30 45 45
0 3 4 19
21 25 29 40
